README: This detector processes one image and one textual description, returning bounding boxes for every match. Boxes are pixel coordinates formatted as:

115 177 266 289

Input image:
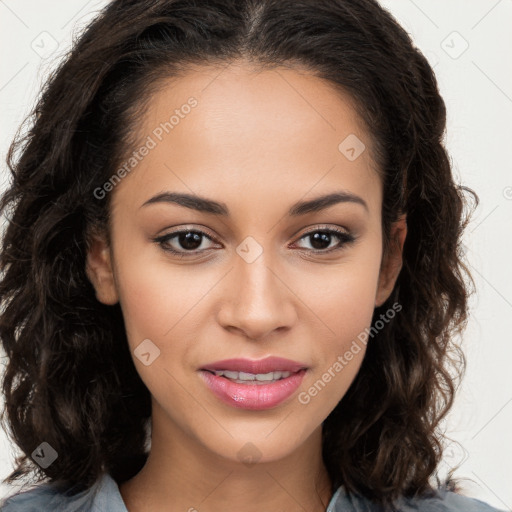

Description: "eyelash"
152 226 356 259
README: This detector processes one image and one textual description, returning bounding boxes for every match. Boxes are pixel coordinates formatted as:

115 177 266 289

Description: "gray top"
0 472 507 511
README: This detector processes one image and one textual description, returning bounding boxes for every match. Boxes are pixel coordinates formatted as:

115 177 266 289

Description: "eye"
292 227 356 254
152 225 356 259
152 228 219 258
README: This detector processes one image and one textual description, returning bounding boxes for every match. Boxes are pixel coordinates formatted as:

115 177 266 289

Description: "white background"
0 0 511 509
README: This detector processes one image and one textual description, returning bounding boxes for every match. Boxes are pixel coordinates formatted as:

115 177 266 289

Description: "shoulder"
329 485 507 512
0 484 95 512
402 490 507 512
0 473 120 512
0 482 60 511
423 489 508 512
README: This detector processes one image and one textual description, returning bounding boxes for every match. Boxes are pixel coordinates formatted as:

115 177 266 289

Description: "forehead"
111 62 381 216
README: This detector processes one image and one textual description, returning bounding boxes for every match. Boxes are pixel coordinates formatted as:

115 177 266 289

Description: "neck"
119 410 333 512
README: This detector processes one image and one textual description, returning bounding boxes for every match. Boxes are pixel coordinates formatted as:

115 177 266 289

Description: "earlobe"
85 230 119 306
375 214 407 308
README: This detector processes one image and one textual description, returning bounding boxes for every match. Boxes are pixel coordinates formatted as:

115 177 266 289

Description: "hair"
0 0 478 509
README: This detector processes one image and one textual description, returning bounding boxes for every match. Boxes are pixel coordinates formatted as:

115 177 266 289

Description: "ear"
85 227 119 305
375 214 407 308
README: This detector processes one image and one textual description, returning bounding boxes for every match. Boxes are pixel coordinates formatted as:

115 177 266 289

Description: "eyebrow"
140 190 369 216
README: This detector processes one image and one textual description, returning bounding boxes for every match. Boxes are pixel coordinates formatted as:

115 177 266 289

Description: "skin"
86 61 407 512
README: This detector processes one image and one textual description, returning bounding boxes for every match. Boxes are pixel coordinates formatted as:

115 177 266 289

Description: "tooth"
238 371 256 381
212 370 294 382
255 372 275 381
222 370 239 379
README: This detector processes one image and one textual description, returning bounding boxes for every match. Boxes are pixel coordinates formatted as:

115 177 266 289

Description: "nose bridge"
217 241 295 339
237 246 277 302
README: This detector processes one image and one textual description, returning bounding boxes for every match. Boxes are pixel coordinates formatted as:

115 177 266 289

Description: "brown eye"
174 231 204 251
153 229 218 257
294 227 356 254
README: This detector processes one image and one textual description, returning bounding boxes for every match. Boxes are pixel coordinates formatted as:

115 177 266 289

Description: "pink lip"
199 357 309 410
200 356 308 374
199 368 307 410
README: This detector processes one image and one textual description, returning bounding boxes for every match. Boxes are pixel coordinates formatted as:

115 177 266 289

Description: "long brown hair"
0 0 477 509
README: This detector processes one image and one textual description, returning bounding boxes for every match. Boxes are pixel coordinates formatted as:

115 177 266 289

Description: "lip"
200 356 308 374
199 356 309 410
199 368 307 410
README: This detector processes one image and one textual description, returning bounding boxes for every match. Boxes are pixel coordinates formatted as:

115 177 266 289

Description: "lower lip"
199 369 307 410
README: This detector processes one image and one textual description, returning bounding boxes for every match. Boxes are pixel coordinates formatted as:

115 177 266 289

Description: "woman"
0 0 504 511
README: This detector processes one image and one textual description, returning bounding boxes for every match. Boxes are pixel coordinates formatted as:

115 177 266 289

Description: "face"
87 61 406 465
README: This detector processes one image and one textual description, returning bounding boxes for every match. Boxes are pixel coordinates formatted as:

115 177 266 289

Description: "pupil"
179 232 202 250
310 232 331 250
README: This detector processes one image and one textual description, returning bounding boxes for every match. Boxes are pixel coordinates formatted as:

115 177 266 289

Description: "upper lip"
200 356 308 374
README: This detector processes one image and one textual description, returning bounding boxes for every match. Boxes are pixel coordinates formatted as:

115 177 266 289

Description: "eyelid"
155 224 219 242
295 224 350 237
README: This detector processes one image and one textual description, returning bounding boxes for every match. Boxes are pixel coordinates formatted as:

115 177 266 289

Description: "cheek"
111 224 207 344
295 268 379 416
113 258 208 412
115 225 383 350
303 247 382 343
318 267 378 326
116 270 174 343
300 248 382 391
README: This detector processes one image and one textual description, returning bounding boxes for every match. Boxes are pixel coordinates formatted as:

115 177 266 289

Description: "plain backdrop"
0 0 511 509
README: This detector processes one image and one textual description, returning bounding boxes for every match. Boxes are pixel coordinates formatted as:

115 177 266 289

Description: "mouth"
198 356 309 410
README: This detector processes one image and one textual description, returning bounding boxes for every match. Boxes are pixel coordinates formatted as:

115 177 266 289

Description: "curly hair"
0 0 478 509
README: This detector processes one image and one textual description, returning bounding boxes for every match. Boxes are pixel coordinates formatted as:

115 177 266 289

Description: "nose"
216 253 297 341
